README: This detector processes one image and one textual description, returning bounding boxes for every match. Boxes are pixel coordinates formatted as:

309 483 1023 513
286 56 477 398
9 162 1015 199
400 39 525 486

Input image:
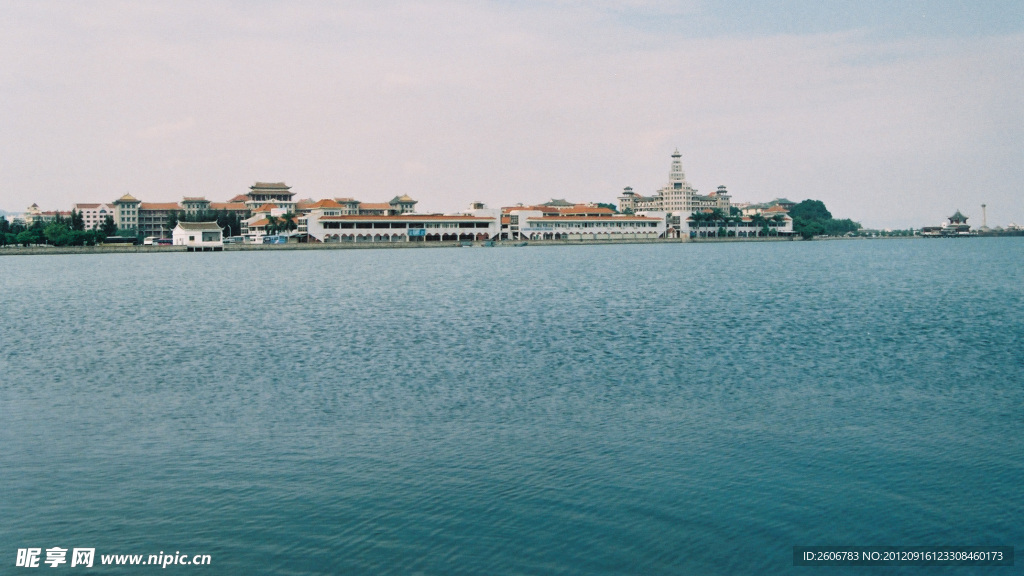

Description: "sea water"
1 238 1021 574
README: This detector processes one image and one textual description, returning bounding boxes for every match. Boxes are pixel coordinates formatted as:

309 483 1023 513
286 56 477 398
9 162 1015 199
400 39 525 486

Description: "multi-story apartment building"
137 202 182 238
72 203 116 230
112 194 141 231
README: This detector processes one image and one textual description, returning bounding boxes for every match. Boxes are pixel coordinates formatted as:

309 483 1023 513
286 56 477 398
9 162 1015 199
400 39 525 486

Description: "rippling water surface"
2 239 1022 574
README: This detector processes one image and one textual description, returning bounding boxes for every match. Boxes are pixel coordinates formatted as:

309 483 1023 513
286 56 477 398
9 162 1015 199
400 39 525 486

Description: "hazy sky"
2 1 1022 228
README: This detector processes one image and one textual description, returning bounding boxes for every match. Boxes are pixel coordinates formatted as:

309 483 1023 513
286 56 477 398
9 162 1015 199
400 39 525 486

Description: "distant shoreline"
6 234 1017 256
8 233 1013 257
0 236 815 256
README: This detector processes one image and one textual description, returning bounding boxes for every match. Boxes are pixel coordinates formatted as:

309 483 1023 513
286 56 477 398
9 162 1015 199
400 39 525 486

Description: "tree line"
787 200 861 239
0 211 117 247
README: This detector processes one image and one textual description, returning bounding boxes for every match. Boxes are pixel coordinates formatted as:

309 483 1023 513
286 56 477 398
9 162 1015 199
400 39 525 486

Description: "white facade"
683 214 793 238
172 221 224 247
73 203 116 230
305 211 500 243
512 210 668 240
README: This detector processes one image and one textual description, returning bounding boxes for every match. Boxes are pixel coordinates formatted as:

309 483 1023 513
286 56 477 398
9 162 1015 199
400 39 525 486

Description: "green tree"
789 200 832 222
279 212 297 233
70 209 85 231
264 214 279 235
44 222 71 246
101 215 117 236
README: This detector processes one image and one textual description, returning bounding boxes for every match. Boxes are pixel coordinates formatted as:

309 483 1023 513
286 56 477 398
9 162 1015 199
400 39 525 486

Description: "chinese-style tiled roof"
254 203 279 212
250 182 291 191
389 195 416 204
114 193 140 203
763 205 789 213
949 210 968 223
182 197 208 202
358 203 392 211
229 194 249 202
175 221 221 231
541 198 573 207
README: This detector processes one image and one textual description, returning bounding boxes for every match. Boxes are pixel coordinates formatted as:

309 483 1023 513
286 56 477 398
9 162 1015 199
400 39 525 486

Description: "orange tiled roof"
254 203 279 212
210 202 248 210
358 203 392 211
140 202 181 211
557 205 615 215
230 194 249 202
307 199 344 209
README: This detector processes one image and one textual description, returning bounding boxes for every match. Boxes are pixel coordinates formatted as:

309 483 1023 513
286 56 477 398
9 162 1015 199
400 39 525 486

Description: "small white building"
172 221 224 251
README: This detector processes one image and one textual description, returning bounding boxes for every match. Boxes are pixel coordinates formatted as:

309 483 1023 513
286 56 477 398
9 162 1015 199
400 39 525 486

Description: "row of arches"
526 232 661 241
320 232 492 243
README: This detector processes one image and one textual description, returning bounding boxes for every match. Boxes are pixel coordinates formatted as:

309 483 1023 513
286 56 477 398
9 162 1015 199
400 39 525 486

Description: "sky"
1 1 1022 229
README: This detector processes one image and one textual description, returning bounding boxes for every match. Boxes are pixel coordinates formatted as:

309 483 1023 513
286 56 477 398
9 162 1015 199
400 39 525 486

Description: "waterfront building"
503 209 667 241
172 221 224 250
243 182 296 212
684 210 793 238
209 201 249 218
138 202 181 238
304 210 499 243
922 210 973 237
72 203 116 230
740 199 796 217
618 150 731 216
24 203 71 227
112 194 141 231
242 203 294 242
181 197 212 215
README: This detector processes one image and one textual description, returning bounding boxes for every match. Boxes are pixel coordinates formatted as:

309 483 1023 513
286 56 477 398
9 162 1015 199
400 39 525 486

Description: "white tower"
669 149 685 186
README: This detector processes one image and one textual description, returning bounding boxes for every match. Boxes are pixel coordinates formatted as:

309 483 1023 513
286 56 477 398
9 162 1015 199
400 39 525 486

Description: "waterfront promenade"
0 235 803 256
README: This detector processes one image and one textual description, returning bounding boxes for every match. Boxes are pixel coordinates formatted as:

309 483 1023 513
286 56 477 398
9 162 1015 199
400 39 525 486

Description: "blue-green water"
1 239 1021 574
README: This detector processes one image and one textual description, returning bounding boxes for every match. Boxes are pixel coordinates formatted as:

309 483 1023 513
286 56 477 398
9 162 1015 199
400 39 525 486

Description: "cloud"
0 2 1021 227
